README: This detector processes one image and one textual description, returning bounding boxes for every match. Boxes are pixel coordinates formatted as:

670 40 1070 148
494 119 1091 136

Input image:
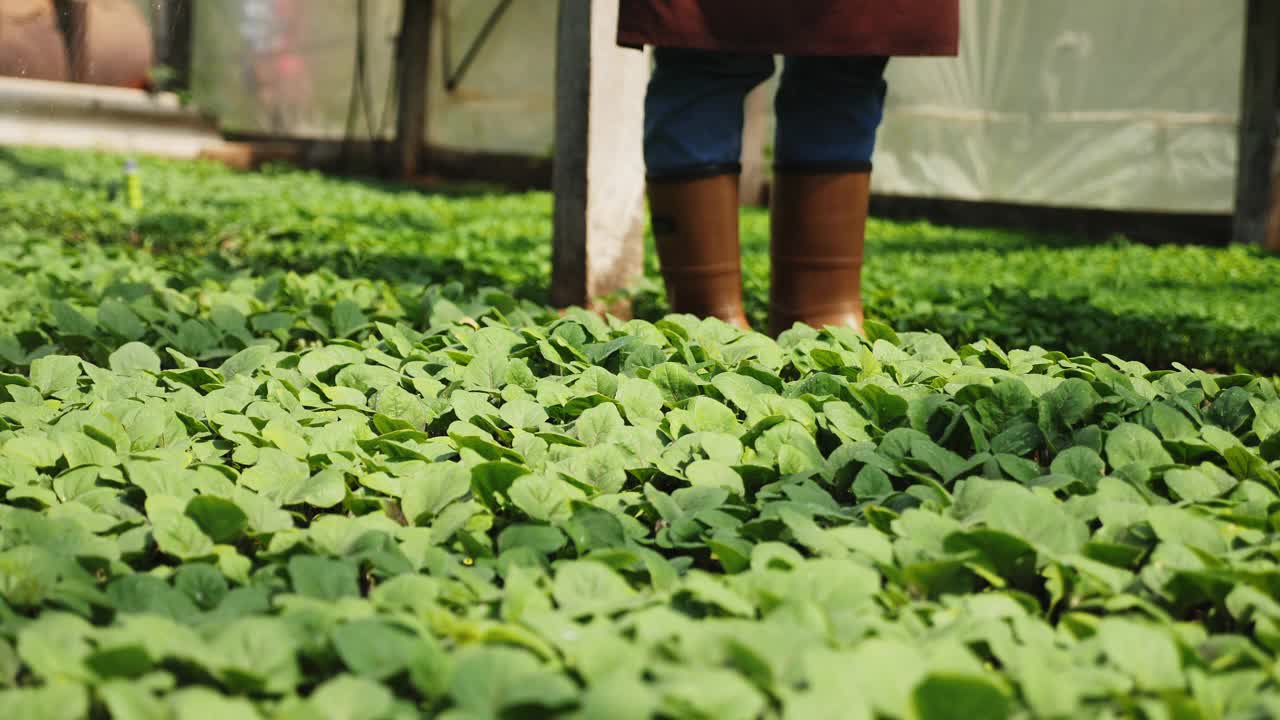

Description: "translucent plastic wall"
190 0 402 139
187 0 554 152
188 0 1245 213
875 0 1244 213
426 0 556 158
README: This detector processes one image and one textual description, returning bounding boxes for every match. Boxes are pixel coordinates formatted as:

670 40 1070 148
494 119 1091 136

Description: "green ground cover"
1 148 1278 374
0 148 1278 718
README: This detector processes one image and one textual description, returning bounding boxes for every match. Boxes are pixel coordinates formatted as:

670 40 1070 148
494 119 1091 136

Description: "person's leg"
644 48 774 329
768 56 889 336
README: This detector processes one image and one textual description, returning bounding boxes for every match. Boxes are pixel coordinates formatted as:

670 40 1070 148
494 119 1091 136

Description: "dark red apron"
618 0 959 57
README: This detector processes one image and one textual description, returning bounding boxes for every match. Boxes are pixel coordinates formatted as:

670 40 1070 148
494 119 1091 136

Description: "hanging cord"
340 0 367 170
342 0 400 175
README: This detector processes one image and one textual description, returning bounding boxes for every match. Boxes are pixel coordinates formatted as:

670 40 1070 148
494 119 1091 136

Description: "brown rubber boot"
647 174 751 329
768 171 871 337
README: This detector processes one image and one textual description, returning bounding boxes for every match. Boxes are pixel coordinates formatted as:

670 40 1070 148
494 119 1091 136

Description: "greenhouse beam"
1234 0 1280 249
395 0 435 178
551 0 649 315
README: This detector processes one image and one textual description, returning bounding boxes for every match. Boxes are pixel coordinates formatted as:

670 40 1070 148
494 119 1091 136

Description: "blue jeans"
644 48 889 179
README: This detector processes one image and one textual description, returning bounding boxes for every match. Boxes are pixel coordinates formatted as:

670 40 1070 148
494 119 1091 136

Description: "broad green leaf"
1106 422 1173 470
401 462 471 521
98 299 146 340
108 342 161 375
0 638 15 687
171 687 263 720
98 682 167 720
617 377 664 426
407 634 453 700
275 467 346 509
1206 387 1253 433
660 668 766 720
107 574 199 621
961 479 1088 555
1254 400 1280 440
498 523 567 556
712 372 773 413
463 352 509 390
0 684 90 720
173 563 229 610
287 555 359 601
852 465 893 499
448 646 577 715
185 495 249 544
472 461 528 511
686 460 744 496
4 436 62 468
50 301 95 338
84 644 152 680
687 397 739 434
575 402 624 446
16 612 93 682
468 326 524 356
680 571 754 617
823 401 871 442
1050 446 1104 484
1152 403 1197 441
449 389 494 423
1148 506 1228 555
332 620 419 680
304 675 394 720
910 673 1010 720
299 345 366 379
1097 618 1184 692
508 473 575 523
153 516 216 560
239 448 311 501
648 363 702 404
262 419 308 458
374 385 432 431
566 445 629 494
911 437 975 483
1037 379 1099 448
563 502 627 553
1164 466 1235 502
30 355 81 395
218 345 273 379
211 617 300 694
553 561 638 617
578 676 658 720
331 298 368 338
501 398 548 429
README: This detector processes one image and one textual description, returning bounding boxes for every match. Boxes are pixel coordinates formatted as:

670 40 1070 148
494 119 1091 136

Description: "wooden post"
170 0 193 90
1266 157 1280 252
1233 0 1280 246
395 0 434 178
551 0 650 315
155 0 193 90
739 84 770 207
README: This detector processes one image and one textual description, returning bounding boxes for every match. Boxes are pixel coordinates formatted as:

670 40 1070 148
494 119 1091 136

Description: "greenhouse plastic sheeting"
187 0 1244 213
421 0 1244 212
426 0 556 158
190 0 402 139
874 0 1243 213
186 0 555 153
